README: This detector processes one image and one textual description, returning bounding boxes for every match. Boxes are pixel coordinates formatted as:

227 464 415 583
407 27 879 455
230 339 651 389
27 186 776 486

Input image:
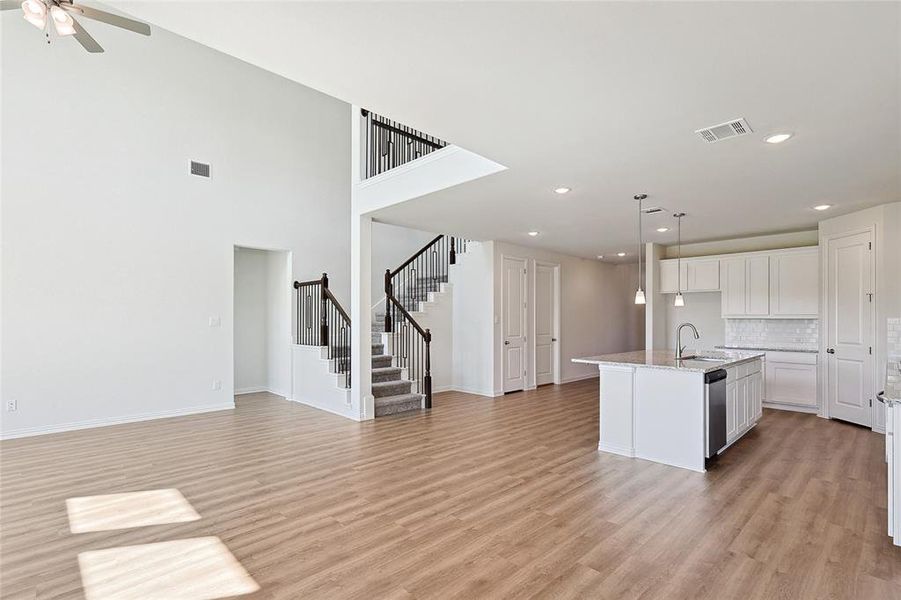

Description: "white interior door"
826 230 874 427
503 257 527 392
534 263 559 386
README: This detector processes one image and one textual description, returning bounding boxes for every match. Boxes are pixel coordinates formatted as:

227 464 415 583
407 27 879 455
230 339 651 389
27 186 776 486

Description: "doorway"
534 262 560 386
823 229 875 427
502 256 527 392
233 246 292 398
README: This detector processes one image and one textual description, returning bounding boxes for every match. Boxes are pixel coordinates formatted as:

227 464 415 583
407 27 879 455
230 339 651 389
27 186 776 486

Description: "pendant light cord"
637 197 642 290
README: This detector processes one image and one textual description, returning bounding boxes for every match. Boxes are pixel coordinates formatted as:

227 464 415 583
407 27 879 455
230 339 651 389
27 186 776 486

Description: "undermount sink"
678 355 726 362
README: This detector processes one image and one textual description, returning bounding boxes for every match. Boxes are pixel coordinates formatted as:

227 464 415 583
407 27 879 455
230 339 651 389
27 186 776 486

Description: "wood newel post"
319 272 329 347
449 236 456 265
384 269 393 334
423 328 432 409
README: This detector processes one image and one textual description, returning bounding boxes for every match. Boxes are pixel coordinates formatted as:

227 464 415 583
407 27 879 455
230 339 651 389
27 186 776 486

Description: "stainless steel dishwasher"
705 369 728 461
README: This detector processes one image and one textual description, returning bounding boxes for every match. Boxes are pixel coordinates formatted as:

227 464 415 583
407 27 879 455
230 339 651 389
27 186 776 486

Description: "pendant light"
634 194 647 304
674 212 686 307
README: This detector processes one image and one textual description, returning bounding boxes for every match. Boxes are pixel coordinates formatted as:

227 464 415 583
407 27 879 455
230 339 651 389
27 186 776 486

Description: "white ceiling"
115 1 900 261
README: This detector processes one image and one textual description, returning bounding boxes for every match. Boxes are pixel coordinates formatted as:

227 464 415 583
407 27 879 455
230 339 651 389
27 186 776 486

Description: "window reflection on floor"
77 537 259 600
66 488 200 533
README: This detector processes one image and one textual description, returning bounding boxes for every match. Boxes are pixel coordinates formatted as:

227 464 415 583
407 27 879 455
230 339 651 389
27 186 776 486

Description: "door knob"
504 340 510 345
552 338 557 342
826 348 835 354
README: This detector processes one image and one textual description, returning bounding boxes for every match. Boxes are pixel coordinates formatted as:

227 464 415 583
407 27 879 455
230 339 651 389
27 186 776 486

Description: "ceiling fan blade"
61 4 151 36
72 18 104 53
0 0 21 10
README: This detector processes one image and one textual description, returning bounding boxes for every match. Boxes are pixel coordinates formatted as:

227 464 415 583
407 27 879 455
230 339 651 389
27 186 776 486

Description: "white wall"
234 248 268 392
370 222 438 304
663 292 725 351
450 242 496 396
1 19 350 438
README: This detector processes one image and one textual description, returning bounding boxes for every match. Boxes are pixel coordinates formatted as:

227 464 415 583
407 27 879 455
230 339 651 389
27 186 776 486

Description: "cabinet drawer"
765 351 817 365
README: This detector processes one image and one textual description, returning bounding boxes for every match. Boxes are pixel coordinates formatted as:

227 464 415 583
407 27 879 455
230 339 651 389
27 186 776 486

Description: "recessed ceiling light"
764 133 793 144
617 252 626 257
528 231 539 236
554 187 571 195
813 204 832 211
656 227 669 233
596 255 604 259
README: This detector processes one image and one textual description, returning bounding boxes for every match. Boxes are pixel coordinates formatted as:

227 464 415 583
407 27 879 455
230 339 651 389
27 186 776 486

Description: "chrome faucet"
675 322 700 360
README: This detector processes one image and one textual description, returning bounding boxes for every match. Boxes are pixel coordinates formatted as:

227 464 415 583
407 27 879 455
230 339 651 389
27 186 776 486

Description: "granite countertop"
883 360 901 405
715 345 818 354
572 349 765 373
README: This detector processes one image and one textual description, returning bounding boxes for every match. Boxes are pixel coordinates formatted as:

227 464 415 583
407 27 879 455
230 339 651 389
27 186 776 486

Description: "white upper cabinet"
720 258 747 316
658 258 719 293
686 259 720 291
769 248 819 318
659 247 818 318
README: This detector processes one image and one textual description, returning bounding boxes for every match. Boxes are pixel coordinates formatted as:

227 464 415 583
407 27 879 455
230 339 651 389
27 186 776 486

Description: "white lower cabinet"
764 351 818 410
725 359 763 446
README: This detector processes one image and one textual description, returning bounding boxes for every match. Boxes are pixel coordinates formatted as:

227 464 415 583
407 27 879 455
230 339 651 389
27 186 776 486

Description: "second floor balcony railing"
361 109 447 180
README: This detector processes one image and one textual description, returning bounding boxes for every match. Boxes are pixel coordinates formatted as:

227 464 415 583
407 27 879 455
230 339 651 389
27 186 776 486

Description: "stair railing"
382 235 471 409
294 273 351 388
361 109 448 180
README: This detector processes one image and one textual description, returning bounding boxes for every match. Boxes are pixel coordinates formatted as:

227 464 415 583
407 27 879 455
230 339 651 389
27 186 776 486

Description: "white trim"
0 403 235 440
762 402 818 414
356 145 461 188
235 386 269 395
289 396 360 421
598 441 635 458
560 372 600 384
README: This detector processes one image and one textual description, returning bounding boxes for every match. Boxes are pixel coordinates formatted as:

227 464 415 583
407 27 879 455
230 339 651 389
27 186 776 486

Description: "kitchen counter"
573 349 764 373
572 350 764 472
715 344 818 354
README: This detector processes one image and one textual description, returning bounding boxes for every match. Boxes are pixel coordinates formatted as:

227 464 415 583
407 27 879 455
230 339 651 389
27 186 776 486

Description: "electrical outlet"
212 380 222 391
6 399 17 412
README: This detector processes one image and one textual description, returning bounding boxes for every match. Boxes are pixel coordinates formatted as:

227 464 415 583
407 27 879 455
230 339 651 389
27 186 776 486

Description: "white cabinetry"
725 359 763 446
659 259 719 293
769 248 819 318
764 351 818 410
721 256 769 317
658 247 819 319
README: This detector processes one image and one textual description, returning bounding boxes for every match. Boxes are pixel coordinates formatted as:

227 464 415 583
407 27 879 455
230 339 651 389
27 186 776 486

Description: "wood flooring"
1 380 899 599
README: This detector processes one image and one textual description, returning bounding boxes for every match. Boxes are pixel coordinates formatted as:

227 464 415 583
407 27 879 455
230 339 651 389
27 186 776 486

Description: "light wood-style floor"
1 380 899 599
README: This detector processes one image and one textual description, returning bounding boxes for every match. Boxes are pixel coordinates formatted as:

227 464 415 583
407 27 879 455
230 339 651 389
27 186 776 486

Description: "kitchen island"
573 350 765 472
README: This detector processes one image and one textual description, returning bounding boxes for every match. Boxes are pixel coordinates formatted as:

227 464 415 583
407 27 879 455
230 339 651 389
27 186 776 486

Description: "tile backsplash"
725 319 818 351
889 318 901 359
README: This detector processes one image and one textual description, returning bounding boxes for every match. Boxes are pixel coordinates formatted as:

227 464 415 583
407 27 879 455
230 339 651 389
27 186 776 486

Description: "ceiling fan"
1 0 151 53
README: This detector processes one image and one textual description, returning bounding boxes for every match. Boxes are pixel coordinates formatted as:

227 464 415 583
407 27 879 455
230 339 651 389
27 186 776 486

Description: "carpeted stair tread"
374 393 423 417
372 354 393 368
372 366 403 383
372 379 413 397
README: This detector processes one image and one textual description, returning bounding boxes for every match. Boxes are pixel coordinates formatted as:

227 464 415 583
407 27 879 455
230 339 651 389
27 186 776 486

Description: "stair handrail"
383 285 432 409
293 273 351 388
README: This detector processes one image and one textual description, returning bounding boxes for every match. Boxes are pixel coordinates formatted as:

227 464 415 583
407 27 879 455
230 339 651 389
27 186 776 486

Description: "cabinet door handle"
826 348 835 354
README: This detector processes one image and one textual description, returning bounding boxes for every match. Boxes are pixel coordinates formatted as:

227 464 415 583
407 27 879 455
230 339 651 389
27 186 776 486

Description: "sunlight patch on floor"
77 536 259 600
66 488 200 533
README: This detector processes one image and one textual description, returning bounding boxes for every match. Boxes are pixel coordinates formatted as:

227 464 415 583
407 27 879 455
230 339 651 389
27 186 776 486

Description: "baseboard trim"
560 373 599 384
598 441 635 457
439 385 501 398
235 386 268 395
762 402 818 414
0 402 236 440
289 396 359 421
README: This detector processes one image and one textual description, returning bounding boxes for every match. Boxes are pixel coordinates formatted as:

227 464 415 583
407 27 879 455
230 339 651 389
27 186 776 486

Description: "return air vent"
190 161 210 178
695 118 753 143
641 206 665 215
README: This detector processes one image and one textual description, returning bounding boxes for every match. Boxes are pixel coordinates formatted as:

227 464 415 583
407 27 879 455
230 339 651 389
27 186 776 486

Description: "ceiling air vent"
641 206 665 215
695 118 752 143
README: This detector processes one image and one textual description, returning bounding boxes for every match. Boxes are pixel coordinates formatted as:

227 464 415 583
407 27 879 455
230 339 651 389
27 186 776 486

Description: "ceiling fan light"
50 5 75 35
21 0 46 30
